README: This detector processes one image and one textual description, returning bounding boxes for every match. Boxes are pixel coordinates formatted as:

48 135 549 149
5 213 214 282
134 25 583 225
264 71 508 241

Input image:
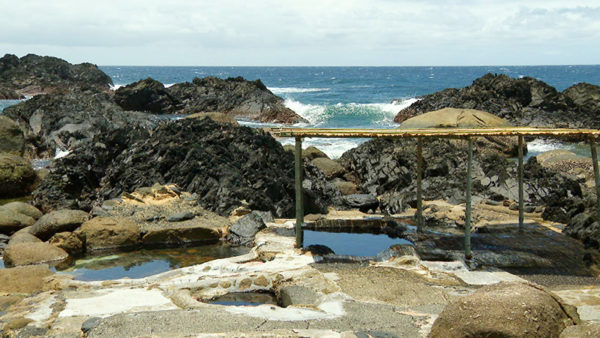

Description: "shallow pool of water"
56 244 250 281
207 292 279 306
303 230 413 257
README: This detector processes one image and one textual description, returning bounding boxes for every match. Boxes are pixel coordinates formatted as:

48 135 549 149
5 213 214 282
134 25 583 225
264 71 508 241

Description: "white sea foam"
54 148 71 159
526 139 564 154
165 83 176 88
283 97 418 126
283 99 326 124
110 84 124 91
269 87 330 94
279 137 366 159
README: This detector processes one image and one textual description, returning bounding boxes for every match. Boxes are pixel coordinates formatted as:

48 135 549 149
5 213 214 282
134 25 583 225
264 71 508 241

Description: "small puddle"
56 244 250 281
207 291 279 307
303 230 413 257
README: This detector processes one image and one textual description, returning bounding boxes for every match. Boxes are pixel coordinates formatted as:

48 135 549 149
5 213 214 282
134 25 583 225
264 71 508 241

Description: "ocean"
2 65 600 158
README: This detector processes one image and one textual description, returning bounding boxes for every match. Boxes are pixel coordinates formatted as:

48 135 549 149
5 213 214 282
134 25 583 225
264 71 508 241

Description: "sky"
1 0 599 66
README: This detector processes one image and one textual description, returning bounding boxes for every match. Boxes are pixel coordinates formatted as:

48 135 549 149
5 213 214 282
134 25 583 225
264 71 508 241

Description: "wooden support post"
295 137 304 248
465 137 473 259
518 135 524 233
591 138 600 220
416 138 424 233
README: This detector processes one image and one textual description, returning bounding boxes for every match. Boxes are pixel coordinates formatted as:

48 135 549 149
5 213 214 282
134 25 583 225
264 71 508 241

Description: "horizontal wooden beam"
271 127 600 139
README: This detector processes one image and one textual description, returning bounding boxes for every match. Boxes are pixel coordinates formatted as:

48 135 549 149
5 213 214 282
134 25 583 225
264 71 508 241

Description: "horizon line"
97 64 600 68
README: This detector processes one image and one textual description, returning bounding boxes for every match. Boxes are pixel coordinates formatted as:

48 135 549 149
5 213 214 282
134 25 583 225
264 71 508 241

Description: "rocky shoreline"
2 55 600 336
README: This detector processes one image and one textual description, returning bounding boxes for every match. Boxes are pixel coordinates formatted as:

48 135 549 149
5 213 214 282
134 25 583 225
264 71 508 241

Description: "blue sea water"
2 65 600 157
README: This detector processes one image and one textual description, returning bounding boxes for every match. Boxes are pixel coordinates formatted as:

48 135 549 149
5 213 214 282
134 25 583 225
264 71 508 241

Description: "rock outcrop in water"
115 76 307 123
2 88 161 158
394 73 600 128
114 78 180 114
0 53 112 96
32 118 336 217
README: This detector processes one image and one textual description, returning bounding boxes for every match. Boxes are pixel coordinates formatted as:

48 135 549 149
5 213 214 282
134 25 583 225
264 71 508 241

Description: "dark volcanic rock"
33 118 332 216
98 119 298 216
394 73 600 128
339 138 581 215
564 210 600 249
3 88 161 158
226 212 266 246
114 78 180 114
342 194 379 213
32 127 151 212
167 76 307 123
0 53 112 96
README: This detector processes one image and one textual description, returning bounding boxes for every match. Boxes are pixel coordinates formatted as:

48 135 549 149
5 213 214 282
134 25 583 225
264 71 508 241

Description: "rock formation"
339 138 580 215
429 282 580 337
113 76 307 123
394 73 600 128
0 53 112 96
2 88 161 158
32 118 336 217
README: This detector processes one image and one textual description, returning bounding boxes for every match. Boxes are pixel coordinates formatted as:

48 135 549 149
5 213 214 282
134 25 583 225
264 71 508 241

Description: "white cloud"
0 0 598 65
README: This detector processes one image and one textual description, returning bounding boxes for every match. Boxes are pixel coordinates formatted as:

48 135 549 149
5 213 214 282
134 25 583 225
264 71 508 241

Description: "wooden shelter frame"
272 127 600 258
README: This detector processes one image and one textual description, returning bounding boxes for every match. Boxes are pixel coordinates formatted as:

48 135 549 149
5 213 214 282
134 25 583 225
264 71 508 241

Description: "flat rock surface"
313 264 463 307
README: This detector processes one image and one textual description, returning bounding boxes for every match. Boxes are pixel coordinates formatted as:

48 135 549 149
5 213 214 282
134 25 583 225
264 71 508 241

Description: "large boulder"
0 115 25 155
29 209 89 241
0 53 112 96
2 88 160 158
562 82 600 115
49 231 84 256
114 78 180 114
429 282 580 338
0 265 54 293
310 157 345 178
0 202 43 220
399 107 521 156
0 209 35 235
141 227 220 247
395 73 600 128
399 107 511 129
75 217 140 251
3 242 69 267
168 76 307 124
0 153 38 198
226 212 266 246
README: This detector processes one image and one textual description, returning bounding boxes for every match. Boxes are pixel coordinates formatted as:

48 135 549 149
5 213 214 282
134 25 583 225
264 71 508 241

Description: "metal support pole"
465 138 473 259
518 135 524 233
295 137 304 248
590 138 600 220
416 138 424 233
